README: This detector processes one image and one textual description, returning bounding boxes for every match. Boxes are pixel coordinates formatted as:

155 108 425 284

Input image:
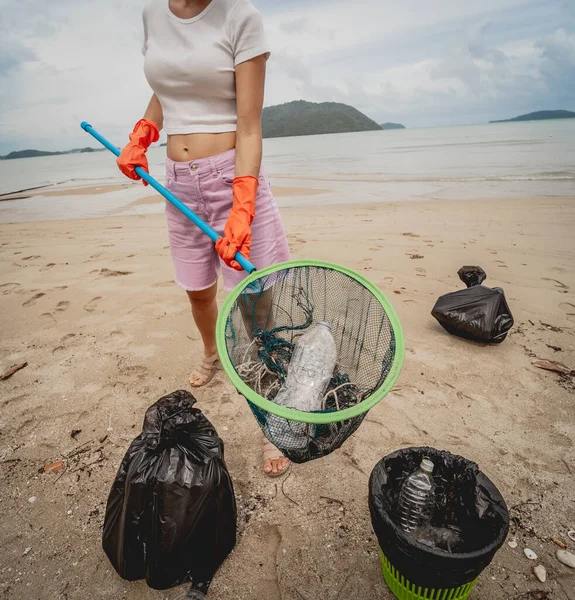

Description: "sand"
0 184 137 202
1 196 574 600
1 183 332 204
128 185 331 208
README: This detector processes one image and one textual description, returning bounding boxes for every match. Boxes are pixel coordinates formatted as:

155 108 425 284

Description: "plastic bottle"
173 587 206 600
397 458 436 534
274 322 337 412
266 322 337 449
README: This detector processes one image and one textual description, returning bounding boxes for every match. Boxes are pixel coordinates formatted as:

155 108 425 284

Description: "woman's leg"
187 283 288 473
199 154 291 475
187 283 219 386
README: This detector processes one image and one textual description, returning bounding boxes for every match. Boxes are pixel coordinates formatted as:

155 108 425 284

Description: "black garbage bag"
369 447 509 590
102 390 237 592
431 266 514 343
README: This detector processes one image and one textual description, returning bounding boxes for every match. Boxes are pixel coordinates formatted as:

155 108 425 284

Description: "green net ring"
216 259 405 425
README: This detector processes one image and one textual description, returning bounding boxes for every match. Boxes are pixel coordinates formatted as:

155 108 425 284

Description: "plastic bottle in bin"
266 322 337 449
397 458 436 533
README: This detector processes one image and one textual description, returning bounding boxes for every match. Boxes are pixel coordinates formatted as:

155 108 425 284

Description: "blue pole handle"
80 121 256 274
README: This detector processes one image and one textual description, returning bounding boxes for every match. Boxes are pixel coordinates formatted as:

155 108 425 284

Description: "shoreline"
1 190 574 226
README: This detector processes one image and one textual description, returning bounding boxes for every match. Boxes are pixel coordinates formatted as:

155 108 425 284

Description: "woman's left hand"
216 175 258 270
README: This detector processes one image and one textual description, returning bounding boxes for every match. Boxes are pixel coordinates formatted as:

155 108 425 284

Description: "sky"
0 0 574 153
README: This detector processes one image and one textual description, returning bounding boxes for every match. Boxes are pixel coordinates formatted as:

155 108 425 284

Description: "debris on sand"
0 362 28 381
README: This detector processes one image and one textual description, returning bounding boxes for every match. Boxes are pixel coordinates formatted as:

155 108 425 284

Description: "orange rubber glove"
116 118 160 186
216 175 258 271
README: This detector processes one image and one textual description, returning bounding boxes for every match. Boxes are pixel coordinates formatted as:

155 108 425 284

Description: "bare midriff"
167 132 237 162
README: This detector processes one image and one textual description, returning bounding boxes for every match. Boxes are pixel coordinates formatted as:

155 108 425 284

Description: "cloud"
0 0 573 152
536 28 575 106
0 40 37 77
263 0 574 126
0 1 149 152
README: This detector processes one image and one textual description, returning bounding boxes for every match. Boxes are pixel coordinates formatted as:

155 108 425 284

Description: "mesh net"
222 265 397 463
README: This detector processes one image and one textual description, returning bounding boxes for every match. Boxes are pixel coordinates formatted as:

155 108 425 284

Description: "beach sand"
1 196 574 599
1 183 332 204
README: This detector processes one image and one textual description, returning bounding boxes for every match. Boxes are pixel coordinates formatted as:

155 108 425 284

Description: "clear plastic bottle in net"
265 322 337 449
397 458 436 534
275 322 337 411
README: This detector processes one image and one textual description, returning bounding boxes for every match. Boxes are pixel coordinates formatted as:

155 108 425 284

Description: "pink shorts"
164 149 290 292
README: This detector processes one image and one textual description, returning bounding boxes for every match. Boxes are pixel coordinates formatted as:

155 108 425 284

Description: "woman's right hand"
116 118 160 186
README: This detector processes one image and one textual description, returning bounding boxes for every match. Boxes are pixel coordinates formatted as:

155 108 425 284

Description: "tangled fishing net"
218 262 403 464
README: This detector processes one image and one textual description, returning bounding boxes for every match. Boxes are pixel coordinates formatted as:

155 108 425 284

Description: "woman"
116 0 290 477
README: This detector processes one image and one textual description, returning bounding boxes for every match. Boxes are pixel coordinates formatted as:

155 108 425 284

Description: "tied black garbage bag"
102 390 236 592
432 266 514 343
369 447 509 590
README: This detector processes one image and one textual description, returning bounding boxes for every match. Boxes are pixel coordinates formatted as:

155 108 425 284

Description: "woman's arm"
234 54 267 178
215 54 266 269
144 93 164 130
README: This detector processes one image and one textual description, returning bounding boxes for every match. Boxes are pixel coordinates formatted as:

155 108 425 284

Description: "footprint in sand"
91 268 133 278
543 277 569 291
41 312 57 326
112 254 136 262
22 292 45 307
22 255 41 261
1 394 27 409
106 330 128 343
215 393 236 417
84 296 102 312
40 263 56 271
416 268 426 277
287 234 306 244
16 416 35 436
152 281 174 288
488 249 498 255
560 302 575 322
53 333 76 353
0 282 22 295
55 301 70 312
119 365 149 378
495 260 508 268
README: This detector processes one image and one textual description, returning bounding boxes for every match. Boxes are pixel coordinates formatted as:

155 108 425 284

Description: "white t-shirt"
142 0 270 135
